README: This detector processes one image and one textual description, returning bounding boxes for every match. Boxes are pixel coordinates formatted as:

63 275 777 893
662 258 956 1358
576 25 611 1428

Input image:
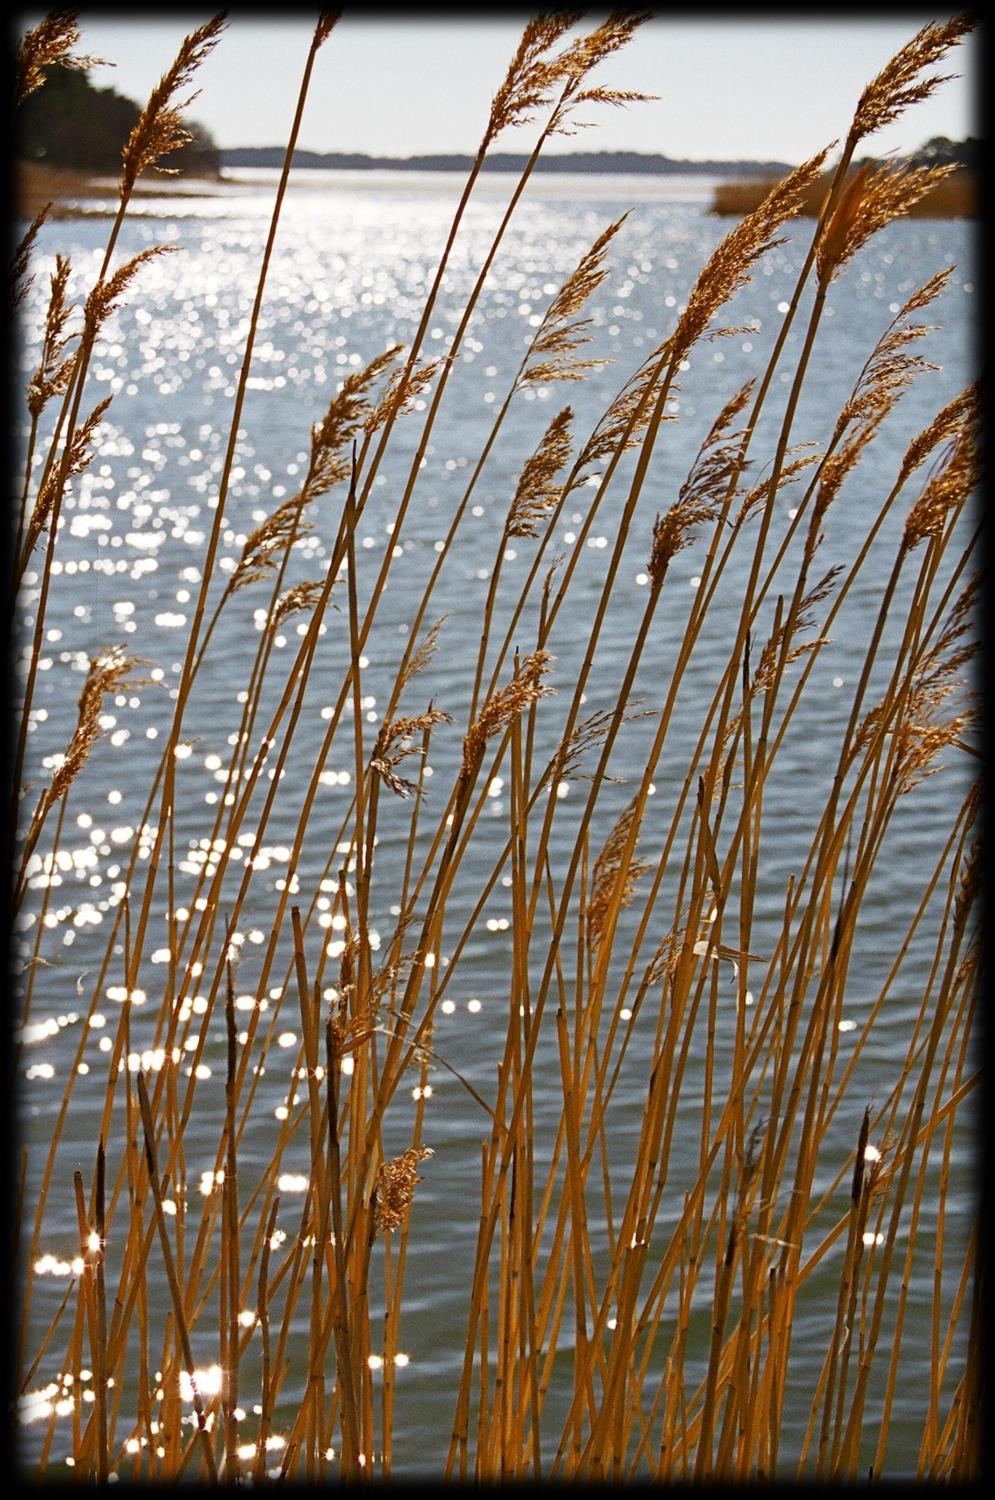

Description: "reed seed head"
14 10 101 113
666 148 829 369
521 217 627 388
462 651 553 775
120 13 226 193
372 707 453 799
372 1147 433 1234
817 161 959 286
27 254 76 419
848 16 975 146
506 408 573 538
586 797 650 952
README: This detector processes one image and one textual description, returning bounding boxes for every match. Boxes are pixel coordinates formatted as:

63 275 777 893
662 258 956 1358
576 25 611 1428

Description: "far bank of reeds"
713 165 977 218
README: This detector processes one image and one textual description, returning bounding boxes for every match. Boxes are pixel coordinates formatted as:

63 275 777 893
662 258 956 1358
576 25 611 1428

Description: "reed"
711 165 978 221
10 11 978 1482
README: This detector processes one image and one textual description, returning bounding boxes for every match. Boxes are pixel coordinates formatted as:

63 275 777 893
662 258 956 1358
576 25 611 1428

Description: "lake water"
14 168 978 1476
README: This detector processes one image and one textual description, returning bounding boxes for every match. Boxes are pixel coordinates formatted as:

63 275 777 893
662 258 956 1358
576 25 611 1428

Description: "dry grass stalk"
13 11 978 1485
399 615 448 693
272 579 326 629
648 381 754 581
545 12 655 136
899 381 978 486
82 244 172 335
902 421 979 553
313 10 342 49
10 207 50 310
364 353 447 433
482 12 583 148
669 149 830 367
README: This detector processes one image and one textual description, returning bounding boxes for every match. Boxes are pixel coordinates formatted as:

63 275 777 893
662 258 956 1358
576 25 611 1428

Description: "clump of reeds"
711 165 978 220
11 10 978 1485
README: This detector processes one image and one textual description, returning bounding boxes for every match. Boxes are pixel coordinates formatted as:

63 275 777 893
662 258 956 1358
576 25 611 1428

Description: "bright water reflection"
15 167 977 1476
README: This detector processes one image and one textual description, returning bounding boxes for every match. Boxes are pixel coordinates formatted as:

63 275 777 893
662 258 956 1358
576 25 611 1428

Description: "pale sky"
17 10 978 164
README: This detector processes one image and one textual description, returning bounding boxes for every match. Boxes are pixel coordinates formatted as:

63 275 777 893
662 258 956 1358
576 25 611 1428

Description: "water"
14 168 978 1477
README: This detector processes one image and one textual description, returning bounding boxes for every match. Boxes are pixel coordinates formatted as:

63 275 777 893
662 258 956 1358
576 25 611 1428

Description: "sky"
17 11 979 165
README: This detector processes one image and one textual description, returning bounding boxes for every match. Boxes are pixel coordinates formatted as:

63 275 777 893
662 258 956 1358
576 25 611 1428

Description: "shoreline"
18 159 977 223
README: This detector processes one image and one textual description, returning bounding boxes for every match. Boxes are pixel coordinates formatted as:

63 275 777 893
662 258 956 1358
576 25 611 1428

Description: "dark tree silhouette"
16 62 221 177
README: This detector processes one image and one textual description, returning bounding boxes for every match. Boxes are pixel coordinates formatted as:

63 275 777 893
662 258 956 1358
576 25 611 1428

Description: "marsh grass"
10 10 979 1482
711 166 978 221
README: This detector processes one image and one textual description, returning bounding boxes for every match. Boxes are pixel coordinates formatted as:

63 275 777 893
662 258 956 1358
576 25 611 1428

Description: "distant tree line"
15 63 220 177
909 135 979 170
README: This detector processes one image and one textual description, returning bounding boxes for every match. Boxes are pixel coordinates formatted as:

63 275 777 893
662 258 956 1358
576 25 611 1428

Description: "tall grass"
10 11 979 1481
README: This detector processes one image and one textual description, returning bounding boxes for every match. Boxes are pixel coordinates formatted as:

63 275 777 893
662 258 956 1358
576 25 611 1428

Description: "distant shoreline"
18 158 977 224
219 146 795 177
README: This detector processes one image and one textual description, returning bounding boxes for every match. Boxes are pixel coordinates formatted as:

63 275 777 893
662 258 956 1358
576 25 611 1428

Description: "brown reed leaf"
813 407 893 528
586 796 650 952
644 927 684 989
576 357 670 474
647 381 754 582
830 270 952 448
372 705 452 799
308 345 402 494
372 1147 433 1235
13 10 101 113
506 407 573 537
853 577 978 792
462 651 553 775
25 394 112 556
520 215 627 387
725 570 841 742
228 350 401 594
546 699 649 784
848 16 975 145
120 13 226 193
27 254 77 418
816 161 958 286
226 495 311 596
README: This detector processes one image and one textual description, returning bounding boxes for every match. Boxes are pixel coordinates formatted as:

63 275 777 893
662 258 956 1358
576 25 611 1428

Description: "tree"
16 62 221 177
912 136 980 170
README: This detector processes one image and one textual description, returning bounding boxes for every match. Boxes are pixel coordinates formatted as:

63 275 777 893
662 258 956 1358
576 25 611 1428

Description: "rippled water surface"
15 169 977 1476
